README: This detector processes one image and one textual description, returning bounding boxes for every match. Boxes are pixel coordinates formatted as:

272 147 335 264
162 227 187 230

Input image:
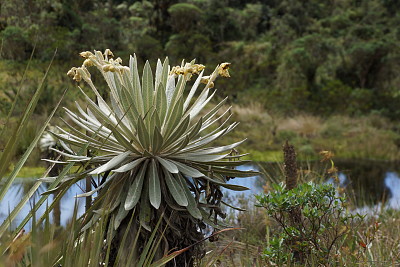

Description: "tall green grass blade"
114 209 136 266
0 159 54 236
0 87 66 203
0 49 57 178
8 144 88 236
137 212 164 266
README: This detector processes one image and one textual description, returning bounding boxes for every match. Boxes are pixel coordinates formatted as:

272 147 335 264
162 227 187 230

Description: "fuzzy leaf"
125 160 149 210
114 157 146 173
142 61 154 118
163 168 188 206
173 161 204 178
176 173 202 219
89 151 131 174
148 159 161 209
156 156 179 173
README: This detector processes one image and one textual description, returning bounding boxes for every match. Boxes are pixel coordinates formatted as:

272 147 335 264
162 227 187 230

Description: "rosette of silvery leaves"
45 49 257 232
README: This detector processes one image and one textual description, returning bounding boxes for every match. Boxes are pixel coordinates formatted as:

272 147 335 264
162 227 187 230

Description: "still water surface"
1 160 399 230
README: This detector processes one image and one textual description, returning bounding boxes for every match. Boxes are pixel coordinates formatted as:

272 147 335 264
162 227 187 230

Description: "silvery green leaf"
163 168 188 206
90 151 131 174
142 61 154 118
167 135 190 153
187 117 203 140
186 88 209 118
188 122 239 152
139 185 151 231
114 203 130 231
125 160 149 210
152 127 163 153
137 117 150 149
183 70 204 110
165 75 175 107
183 127 229 152
163 97 184 138
156 156 178 173
41 159 68 164
49 148 89 160
155 58 162 89
162 115 190 148
75 103 103 128
202 160 252 167
217 183 249 191
148 159 161 209
78 87 129 136
110 125 142 154
114 157 145 173
113 192 132 232
173 161 204 178
155 82 167 124
109 92 132 132
203 97 228 123
58 120 121 151
161 57 169 90
179 139 246 156
80 214 101 233
189 90 215 119
170 75 186 109
130 54 144 115
148 109 158 143
173 153 229 162
176 173 201 219
75 173 115 197
208 166 259 178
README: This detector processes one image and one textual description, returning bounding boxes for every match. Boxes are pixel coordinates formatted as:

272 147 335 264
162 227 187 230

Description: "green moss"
5 166 46 178
243 150 283 162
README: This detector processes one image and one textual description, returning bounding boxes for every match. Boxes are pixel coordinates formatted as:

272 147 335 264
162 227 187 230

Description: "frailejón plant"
45 49 256 264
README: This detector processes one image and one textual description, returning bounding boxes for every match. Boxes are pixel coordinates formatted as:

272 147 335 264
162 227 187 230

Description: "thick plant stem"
283 141 298 190
283 141 304 261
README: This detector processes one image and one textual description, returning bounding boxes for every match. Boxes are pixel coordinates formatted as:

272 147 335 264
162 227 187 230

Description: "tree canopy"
1 0 400 117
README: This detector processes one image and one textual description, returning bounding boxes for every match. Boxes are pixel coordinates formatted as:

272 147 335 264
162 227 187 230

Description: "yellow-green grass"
229 104 400 162
4 166 46 178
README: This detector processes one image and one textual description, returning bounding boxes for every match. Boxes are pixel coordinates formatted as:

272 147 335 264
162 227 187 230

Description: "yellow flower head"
104 49 114 59
218 62 231 78
67 68 76 77
83 59 94 67
79 51 93 58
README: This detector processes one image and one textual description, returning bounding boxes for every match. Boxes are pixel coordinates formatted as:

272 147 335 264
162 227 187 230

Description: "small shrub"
256 182 361 265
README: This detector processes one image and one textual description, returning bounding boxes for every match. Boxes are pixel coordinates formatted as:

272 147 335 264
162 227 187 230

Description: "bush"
256 182 362 265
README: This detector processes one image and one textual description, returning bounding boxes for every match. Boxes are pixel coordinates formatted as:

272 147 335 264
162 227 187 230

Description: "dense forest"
1 0 400 118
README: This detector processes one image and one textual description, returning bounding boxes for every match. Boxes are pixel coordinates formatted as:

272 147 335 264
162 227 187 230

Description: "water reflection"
227 161 400 211
384 172 400 209
0 178 86 230
1 160 399 229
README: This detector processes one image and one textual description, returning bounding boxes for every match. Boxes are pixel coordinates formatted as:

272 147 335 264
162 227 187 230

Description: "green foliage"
256 182 362 265
0 26 30 60
2 0 400 117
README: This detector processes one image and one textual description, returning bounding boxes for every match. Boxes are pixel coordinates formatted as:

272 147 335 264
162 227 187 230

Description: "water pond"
1 159 399 230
